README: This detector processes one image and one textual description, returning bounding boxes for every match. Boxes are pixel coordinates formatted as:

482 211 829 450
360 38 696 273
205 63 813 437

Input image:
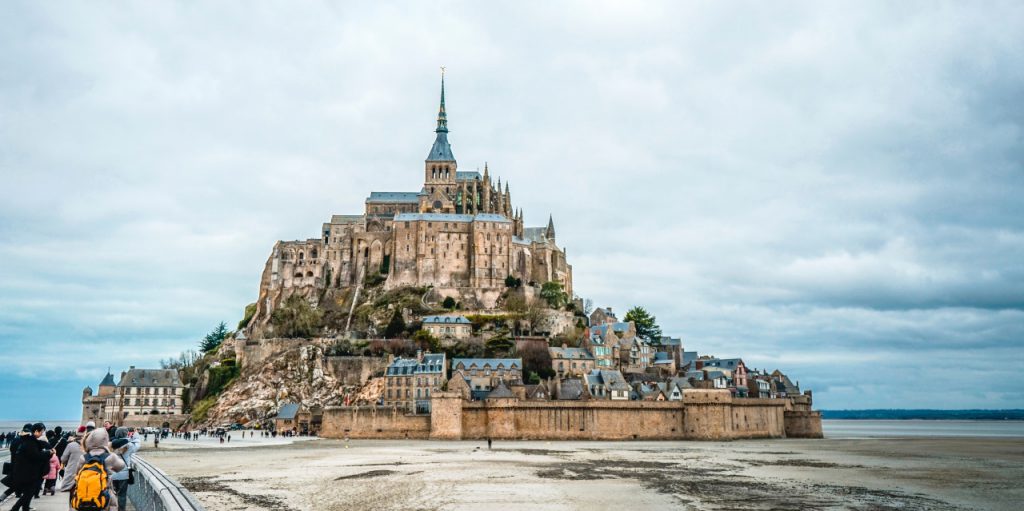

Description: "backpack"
72 452 110 511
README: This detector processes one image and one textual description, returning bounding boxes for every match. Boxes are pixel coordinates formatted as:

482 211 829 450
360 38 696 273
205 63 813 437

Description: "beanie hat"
77 426 87 433
22 423 32 432
32 423 46 433
111 438 129 450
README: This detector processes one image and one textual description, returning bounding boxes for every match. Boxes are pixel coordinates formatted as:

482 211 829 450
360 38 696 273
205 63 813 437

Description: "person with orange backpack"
71 428 125 511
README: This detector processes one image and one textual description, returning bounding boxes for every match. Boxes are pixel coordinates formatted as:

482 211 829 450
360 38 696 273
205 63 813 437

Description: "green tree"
624 306 663 341
504 275 522 288
411 329 441 352
540 281 568 309
270 294 323 338
384 309 406 338
200 322 229 352
485 329 514 356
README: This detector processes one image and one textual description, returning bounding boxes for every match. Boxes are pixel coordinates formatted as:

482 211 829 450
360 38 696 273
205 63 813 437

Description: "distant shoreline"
822 410 1024 421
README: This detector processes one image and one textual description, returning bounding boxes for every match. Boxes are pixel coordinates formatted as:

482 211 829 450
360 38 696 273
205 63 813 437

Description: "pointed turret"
426 70 455 162
546 214 556 241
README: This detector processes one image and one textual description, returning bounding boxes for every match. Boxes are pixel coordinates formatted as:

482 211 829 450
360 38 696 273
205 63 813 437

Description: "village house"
553 377 588 400
589 306 617 326
82 367 186 424
451 358 523 392
421 315 472 340
585 369 631 400
383 351 446 413
702 358 748 388
548 345 595 377
583 321 636 370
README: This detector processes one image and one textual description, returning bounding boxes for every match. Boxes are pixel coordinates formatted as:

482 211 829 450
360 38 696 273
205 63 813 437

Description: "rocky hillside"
197 339 382 426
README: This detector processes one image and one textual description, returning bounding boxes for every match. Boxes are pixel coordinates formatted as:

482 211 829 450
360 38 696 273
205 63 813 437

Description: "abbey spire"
426 68 455 162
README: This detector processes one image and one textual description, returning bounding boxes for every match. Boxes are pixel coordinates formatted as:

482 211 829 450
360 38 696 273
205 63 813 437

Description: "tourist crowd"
1 421 138 511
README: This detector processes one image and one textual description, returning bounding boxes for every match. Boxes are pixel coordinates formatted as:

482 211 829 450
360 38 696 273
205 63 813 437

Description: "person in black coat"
0 424 31 505
8 423 51 511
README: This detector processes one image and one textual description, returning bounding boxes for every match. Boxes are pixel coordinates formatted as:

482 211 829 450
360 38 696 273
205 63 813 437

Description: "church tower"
423 70 457 213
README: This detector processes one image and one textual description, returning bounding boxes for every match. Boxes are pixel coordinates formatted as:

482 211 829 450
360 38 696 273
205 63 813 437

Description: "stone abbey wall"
322 389 821 441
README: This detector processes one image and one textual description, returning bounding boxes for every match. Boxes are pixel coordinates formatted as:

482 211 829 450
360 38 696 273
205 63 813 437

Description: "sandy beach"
139 434 1024 511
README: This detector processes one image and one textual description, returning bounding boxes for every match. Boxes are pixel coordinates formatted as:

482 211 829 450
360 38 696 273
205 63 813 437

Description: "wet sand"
141 436 1024 511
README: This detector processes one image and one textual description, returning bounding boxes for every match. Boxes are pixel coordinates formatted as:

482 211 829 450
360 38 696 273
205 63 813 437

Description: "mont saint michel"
5 3 1023 511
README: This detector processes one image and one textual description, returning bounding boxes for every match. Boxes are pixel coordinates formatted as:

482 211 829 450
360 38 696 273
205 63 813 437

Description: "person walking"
0 424 32 505
109 427 139 510
75 427 126 511
42 450 59 496
9 423 52 511
59 430 84 509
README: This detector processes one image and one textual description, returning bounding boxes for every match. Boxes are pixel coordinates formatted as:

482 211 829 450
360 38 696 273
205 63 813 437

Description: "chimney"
417 349 423 363
387 354 395 365
561 343 567 349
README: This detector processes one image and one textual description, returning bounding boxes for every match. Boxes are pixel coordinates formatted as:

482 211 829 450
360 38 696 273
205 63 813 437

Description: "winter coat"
11 434 50 489
59 439 83 492
109 429 139 482
79 428 126 511
46 452 59 480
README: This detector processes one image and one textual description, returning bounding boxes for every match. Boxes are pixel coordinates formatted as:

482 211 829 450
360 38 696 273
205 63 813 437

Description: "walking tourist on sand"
8 423 52 511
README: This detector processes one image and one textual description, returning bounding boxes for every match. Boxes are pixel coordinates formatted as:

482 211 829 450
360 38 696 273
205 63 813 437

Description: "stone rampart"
784 410 824 438
321 390 814 441
321 406 430 439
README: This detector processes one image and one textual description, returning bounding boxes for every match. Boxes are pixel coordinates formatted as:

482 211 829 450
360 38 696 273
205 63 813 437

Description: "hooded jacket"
80 428 126 511
109 428 139 482
59 438 84 492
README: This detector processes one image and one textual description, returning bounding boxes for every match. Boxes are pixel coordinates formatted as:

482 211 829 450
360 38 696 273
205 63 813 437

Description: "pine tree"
624 306 663 341
200 322 229 352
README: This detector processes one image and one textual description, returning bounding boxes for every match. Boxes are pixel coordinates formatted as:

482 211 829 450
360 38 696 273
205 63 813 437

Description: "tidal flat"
142 436 1023 511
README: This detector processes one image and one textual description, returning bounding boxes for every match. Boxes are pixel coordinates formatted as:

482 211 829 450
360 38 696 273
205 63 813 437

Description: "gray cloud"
1 1 1022 417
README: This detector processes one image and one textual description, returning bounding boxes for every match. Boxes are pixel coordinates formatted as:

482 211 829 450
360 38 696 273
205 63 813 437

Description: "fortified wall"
322 389 823 441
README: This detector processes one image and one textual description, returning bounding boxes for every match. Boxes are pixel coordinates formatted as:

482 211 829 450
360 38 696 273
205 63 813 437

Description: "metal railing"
127 456 205 511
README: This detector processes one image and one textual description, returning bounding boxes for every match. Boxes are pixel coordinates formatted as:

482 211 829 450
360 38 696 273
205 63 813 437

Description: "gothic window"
298 252 304 260
311 249 318 259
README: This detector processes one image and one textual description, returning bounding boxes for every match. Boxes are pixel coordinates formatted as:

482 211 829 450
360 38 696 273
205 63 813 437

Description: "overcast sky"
2 1 1022 419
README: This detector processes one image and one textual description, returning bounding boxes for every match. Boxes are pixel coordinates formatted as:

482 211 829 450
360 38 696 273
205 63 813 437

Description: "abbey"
248 77 572 330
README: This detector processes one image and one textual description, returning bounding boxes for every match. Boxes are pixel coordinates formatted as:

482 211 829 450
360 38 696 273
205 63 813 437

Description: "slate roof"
549 346 594 360
118 369 182 388
653 352 674 365
387 353 446 375
586 370 631 392
99 372 116 387
367 192 420 203
659 336 683 346
524 384 548 399
329 214 364 224
486 381 515 399
421 315 471 325
558 378 585 400
456 171 481 181
427 131 455 161
277 403 300 420
452 358 522 371
522 227 548 243
703 358 743 369
393 213 512 223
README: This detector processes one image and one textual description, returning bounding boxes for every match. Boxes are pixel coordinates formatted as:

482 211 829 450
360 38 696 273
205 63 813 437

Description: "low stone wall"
321 390 814 441
321 406 431 439
122 414 190 429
